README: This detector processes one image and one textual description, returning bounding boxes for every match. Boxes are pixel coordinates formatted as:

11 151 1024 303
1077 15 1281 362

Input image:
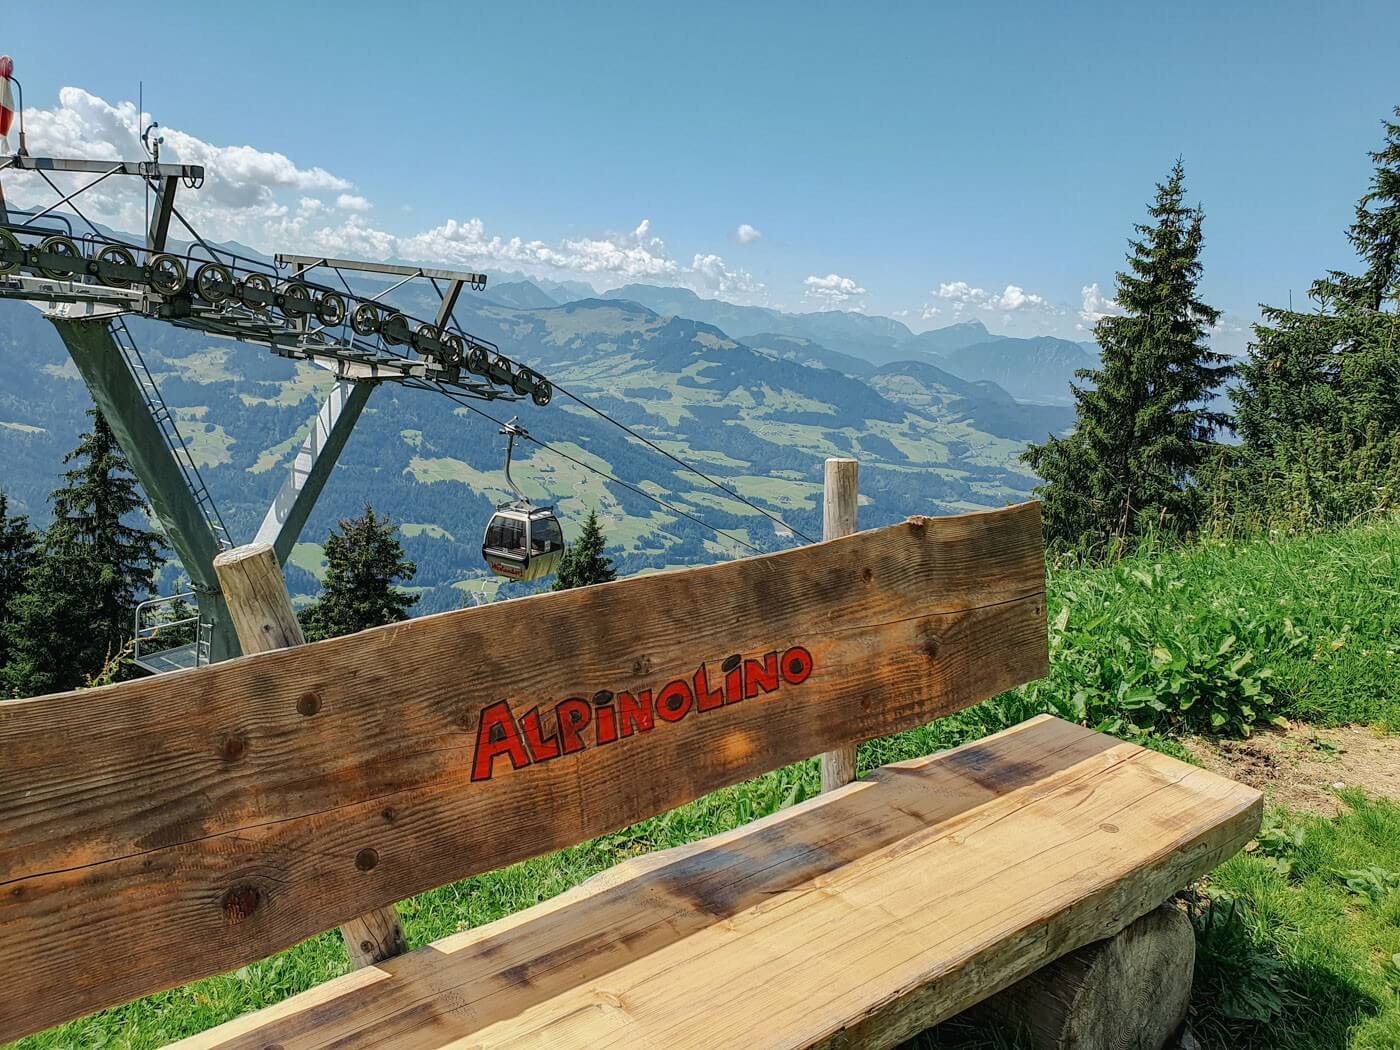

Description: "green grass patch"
1024 519 1400 736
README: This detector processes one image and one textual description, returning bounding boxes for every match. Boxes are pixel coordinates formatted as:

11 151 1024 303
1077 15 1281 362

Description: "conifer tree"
4 411 164 695
0 491 37 674
1235 108 1400 452
1226 106 1400 526
299 505 418 642
3 522 106 696
551 509 615 590
50 409 165 657
1024 161 1229 551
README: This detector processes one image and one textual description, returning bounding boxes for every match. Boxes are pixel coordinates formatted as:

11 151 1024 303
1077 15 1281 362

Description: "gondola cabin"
482 503 566 581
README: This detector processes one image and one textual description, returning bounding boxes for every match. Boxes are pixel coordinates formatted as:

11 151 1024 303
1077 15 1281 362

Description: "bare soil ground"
1187 723 1400 814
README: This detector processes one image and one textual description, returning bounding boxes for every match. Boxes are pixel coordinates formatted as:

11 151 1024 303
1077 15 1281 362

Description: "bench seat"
177 716 1260 1049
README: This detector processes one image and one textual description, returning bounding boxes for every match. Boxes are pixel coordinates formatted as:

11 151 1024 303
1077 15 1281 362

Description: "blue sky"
8 1 1400 350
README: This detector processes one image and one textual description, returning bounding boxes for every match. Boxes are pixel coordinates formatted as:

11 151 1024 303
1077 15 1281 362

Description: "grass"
1188 795 1400 1049
11 520 1400 1049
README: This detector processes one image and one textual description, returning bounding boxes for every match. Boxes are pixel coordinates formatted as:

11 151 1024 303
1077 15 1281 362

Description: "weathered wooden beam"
0 505 1047 1040
819 456 859 792
971 903 1195 1050
213 544 408 970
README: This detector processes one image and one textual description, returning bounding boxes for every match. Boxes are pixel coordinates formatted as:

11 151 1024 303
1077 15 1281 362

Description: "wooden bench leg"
974 903 1195 1050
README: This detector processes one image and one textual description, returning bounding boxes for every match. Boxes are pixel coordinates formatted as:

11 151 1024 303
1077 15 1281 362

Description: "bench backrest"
0 503 1047 1041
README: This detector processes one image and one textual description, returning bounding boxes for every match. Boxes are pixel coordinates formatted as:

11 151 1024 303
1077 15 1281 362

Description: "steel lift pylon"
1 152 550 672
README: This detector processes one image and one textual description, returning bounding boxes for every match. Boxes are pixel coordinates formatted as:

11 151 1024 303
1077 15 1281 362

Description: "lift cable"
542 379 817 544
426 383 768 557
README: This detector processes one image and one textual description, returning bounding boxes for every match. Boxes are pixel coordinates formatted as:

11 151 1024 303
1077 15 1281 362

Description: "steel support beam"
44 307 240 663
147 175 178 252
255 377 374 566
435 279 464 330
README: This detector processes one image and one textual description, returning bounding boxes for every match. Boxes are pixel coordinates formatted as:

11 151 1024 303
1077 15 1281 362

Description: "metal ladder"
109 315 233 552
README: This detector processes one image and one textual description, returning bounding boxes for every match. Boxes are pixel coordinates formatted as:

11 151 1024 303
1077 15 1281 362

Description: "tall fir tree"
4 410 164 696
1226 106 1400 527
0 491 38 675
551 509 615 590
1024 160 1229 552
3 523 106 697
298 505 418 642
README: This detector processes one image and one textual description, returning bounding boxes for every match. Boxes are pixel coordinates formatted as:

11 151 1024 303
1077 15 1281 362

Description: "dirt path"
1187 723 1400 814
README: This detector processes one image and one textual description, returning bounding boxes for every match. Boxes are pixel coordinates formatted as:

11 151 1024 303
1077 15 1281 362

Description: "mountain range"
0 265 1085 613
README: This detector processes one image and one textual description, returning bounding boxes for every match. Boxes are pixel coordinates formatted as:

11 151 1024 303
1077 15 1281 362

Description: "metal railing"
133 591 207 671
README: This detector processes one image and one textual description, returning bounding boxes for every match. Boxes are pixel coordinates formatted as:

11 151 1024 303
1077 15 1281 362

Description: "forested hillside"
0 289 1064 612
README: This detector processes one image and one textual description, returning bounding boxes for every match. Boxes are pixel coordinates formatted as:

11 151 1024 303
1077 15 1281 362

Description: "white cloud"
1078 282 1121 329
803 272 867 308
10 87 354 245
735 223 762 245
933 280 1047 312
8 87 773 304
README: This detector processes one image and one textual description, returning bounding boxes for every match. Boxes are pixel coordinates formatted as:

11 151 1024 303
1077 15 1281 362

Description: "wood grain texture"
819 457 860 792
173 717 1261 1050
213 543 408 971
0 505 1047 1040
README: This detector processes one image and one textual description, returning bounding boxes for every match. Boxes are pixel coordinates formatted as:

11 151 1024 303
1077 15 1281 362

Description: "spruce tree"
1024 160 1229 551
1227 106 1400 526
298 505 418 642
4 411 164 695
3 522 106 696
0 491 37 674
49 409 165 658
551 509 615 590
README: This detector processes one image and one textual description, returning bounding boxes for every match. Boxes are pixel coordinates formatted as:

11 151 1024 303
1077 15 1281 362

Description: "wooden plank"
213 543 408 969
818 456 860 791
173 716 1262 1049
0 505 1047 1040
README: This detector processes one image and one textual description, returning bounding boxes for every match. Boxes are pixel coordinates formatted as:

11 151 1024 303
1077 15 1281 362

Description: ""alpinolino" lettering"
470 645 815 781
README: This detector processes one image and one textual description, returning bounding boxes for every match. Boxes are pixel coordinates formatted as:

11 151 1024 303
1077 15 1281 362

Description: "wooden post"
819 457 859 792
212 542 409 969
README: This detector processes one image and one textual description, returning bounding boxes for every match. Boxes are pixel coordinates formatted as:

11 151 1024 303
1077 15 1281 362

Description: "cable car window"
485 516 526 555
534 517 564 552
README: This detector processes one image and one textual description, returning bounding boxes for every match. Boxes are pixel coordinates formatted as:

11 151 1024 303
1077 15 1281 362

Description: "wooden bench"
0 500 1261 1048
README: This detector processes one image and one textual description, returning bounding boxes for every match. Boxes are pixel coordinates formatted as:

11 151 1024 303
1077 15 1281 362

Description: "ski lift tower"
0 152 553 672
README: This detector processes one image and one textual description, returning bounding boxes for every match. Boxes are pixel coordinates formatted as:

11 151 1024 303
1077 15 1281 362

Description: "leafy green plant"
1252 812 1307 877
1337 867 1400 904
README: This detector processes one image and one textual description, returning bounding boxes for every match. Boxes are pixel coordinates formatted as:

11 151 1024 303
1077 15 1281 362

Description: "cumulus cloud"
8 87 351 242
803 273 867 308
735 223 762 244
6 87 773 303
933 280 1047 312
1078 282 1121 329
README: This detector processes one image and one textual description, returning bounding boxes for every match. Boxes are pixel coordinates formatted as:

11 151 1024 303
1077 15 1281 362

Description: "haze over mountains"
1 263 1087 611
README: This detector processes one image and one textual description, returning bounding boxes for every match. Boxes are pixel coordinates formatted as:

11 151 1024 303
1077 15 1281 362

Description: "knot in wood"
219 732 248 763
222 885 261 924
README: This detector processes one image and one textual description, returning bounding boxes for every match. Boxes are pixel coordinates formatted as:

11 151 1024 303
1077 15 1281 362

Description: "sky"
7 1 1400 352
